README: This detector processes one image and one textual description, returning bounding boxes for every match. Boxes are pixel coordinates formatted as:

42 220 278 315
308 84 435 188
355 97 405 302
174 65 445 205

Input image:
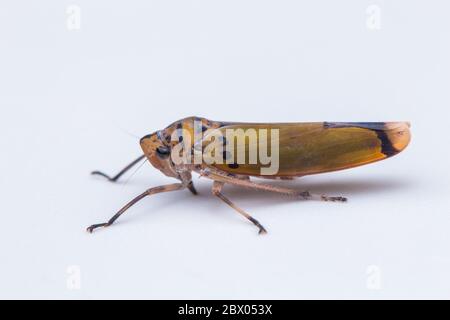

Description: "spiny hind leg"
200 168 347 202
212 181 267 235
241 182 347 202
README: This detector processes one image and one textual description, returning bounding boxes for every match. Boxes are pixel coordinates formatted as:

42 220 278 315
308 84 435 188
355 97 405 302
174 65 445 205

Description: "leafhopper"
88 117 410 234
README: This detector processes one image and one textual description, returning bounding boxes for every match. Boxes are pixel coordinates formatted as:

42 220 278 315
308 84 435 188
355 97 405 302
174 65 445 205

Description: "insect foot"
295 191 312 199
258 227 268 235
321 195 348 202
86 223 111 233
90 171 116 181
90 155 146 183
249 217 268 235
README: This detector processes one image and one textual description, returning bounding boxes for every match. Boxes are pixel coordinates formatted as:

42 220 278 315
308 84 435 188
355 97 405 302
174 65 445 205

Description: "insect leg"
177 170 198 195
212 181 267 235
87 183 185 233
91 154 146 182
187 181 198 195
201 168 347 202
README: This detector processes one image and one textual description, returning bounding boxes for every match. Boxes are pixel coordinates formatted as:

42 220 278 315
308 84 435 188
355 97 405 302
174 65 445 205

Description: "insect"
87 117 411 234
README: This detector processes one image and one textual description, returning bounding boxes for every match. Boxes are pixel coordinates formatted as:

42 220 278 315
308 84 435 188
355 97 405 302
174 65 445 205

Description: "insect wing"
202 122 410 177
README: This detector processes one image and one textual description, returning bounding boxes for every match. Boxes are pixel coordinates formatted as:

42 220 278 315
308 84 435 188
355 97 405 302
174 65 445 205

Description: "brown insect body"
89 116 411 234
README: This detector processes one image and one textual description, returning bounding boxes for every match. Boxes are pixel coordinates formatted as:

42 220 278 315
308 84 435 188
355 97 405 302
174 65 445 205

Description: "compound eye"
156 146 170 158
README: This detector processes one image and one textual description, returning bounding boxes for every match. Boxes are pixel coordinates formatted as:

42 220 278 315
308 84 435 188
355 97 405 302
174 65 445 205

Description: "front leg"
176 167 198 195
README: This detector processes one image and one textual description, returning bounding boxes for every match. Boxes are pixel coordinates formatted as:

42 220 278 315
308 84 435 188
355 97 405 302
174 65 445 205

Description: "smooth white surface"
1 1 450 299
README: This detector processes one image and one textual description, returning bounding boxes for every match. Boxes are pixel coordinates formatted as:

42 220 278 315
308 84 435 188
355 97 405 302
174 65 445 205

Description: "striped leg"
87 183 186 233
212 181 267 235
201 168 347 202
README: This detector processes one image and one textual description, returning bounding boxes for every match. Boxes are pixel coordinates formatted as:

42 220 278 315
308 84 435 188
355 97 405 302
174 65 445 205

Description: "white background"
1 1 450 299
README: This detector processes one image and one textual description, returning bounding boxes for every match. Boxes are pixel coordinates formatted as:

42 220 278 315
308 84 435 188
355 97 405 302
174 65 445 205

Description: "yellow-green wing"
203 121 410 177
